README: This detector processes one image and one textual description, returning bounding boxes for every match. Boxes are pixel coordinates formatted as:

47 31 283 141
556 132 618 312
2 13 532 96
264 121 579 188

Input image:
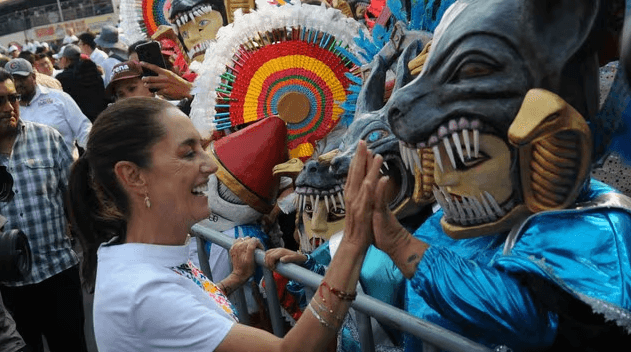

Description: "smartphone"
135 41 167 77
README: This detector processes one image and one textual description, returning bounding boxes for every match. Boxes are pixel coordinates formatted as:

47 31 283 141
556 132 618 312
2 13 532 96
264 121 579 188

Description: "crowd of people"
0 0 630 351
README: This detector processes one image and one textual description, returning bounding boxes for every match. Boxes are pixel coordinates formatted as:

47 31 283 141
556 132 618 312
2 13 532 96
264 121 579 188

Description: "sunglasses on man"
0 94 21 105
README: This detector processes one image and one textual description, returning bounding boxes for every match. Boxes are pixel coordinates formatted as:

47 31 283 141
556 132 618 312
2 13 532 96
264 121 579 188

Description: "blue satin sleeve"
409 246 558 350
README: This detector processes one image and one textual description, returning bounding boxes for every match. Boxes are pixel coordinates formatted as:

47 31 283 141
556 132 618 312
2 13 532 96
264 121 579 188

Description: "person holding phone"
105 61 155 101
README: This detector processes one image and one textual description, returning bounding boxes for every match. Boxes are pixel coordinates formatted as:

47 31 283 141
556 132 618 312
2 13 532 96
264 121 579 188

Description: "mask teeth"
461 196 475 220
310 195 315 210
473 128 480 158
293 193 300 207
324 195 330 212
452 132 465 163
472 196 490 223
462 129 471 159
338 192 345 209
399 141 408 170
433 145 444 172
330 194 337 210
484 191 506 218
407 147 416 172
453 197 467 225
442 137 457 170
314 195 320 212
479 192 497 221
464 196 481 221
432 186 451 218
383 161 389 171
411 148 423 174
439 186 456 218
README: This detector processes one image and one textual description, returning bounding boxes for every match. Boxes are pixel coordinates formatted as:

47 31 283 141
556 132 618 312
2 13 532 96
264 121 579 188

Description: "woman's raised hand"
342 140 384 250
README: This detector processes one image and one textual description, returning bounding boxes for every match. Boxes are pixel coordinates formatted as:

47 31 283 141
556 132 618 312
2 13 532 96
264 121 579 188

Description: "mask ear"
523 0 599 71
508 89 592 213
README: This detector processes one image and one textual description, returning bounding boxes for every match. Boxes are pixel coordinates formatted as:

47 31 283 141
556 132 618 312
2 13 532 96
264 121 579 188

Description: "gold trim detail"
509 89 592 213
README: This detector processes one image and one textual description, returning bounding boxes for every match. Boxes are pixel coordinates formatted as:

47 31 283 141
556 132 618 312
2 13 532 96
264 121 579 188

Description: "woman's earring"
144 193 151 209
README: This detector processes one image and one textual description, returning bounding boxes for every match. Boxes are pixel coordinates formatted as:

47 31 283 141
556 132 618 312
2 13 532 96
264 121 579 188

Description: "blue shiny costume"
288 244 406 351
405 179 631 351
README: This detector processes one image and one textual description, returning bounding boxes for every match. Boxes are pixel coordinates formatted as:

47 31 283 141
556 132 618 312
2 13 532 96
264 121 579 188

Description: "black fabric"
522 274 631 351
0 265 88 352
56 60 108 122
0 293 25 352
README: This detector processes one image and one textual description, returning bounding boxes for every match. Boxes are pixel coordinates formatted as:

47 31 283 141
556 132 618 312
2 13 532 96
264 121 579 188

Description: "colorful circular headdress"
191 2 370 160
120 0 173 43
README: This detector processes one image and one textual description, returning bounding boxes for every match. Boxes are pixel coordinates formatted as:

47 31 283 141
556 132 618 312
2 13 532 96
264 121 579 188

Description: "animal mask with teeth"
385 0 619 238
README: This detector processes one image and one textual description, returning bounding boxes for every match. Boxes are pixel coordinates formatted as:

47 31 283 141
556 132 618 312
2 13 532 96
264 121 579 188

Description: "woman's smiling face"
142 108 217 229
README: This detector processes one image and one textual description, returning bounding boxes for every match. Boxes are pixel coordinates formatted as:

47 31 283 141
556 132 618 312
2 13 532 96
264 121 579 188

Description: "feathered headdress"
190 1 371 161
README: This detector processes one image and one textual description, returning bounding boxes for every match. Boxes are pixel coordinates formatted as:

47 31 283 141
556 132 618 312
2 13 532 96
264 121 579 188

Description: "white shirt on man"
90 48 108 67
19 85 91 152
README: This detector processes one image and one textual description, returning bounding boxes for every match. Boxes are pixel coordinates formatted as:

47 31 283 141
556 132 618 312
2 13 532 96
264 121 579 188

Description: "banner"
30 14 116 42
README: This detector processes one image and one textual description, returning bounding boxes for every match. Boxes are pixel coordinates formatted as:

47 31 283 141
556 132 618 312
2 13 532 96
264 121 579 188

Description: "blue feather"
334 46 363 67
348 84 362 93
387 0 407 23
345 72 363 85
409 0 425 30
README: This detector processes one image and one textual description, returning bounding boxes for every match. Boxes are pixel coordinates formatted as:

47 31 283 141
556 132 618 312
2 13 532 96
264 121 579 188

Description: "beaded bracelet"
312 296 345 323
321 280 357 301
307 303 337 331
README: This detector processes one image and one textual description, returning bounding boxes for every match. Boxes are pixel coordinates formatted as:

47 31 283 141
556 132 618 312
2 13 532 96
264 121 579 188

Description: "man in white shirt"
4 58 91 155
77 32 108 68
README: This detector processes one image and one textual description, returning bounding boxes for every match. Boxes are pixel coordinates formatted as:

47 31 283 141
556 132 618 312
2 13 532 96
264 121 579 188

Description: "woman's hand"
229 237 263 284
264 248 308 270
342 140 384 251
140 62 193 100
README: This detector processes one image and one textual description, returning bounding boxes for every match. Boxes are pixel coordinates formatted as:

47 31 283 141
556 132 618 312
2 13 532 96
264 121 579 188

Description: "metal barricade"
191 224 492 352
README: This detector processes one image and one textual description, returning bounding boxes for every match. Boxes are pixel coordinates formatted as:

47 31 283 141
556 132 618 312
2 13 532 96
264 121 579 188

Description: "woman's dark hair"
68 97 173 291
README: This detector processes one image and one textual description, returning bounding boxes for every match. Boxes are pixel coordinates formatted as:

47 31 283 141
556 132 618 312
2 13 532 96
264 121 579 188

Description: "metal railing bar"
355 309 375 352
192 224 492 352
262 266 286 337
196 236 213 282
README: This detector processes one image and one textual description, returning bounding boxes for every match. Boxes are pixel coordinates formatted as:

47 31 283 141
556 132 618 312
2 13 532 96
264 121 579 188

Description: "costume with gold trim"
406 179 631 351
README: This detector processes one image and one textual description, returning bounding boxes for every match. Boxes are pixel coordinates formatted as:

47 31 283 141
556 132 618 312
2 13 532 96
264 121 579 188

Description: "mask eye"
452 61 496 82
364 129 389 143
182 31 189 39
199 19 209 27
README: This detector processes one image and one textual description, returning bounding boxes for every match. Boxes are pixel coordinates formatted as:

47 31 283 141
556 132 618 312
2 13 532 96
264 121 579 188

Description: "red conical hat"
210 116 288 214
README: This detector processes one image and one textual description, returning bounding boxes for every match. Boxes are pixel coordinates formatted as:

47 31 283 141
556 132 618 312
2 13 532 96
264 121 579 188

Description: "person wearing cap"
77 32 108 68
18 51 62 91
8 46 19 59
106 61 154 101
55 45 107 122
0 67 88 352
4 58 91 155
95 25 129 87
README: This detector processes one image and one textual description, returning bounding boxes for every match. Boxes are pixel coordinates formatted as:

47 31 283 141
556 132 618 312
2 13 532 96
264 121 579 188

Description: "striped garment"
0 120 77 286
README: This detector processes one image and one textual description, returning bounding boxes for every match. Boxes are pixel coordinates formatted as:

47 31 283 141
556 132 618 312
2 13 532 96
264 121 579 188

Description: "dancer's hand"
264 248 308 270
